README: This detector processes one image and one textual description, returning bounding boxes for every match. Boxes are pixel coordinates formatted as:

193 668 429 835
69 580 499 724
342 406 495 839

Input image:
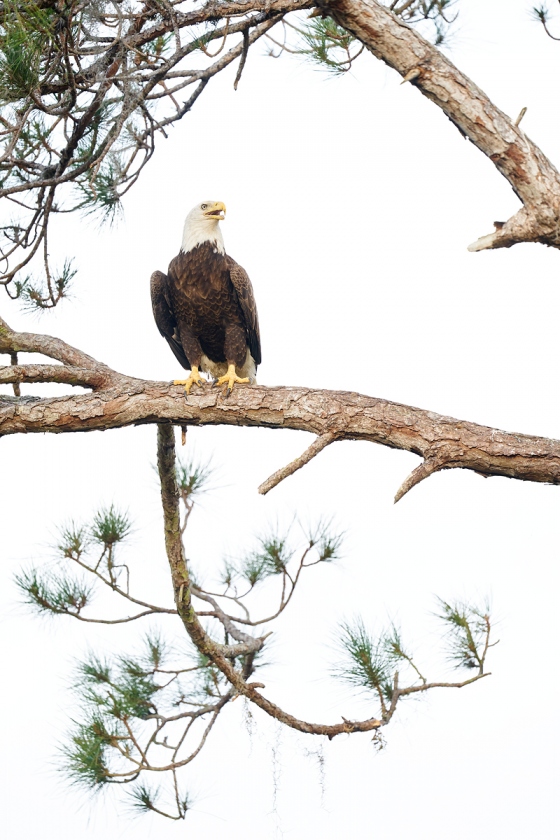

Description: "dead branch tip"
258 432 336 495
394 457 445 503
514 107 527 127
401 67 421 85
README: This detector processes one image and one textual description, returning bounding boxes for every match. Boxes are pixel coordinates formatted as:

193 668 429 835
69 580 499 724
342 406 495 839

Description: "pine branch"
2 318 560 500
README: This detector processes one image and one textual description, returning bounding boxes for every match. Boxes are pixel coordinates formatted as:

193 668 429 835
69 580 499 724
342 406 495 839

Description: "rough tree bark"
326 0 560 252
2 316 560 502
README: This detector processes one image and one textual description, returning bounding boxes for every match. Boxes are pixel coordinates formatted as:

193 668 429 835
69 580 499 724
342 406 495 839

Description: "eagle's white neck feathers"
181 215 225 255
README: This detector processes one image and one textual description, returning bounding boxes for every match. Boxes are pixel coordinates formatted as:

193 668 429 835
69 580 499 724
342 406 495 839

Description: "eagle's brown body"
151 227 261 388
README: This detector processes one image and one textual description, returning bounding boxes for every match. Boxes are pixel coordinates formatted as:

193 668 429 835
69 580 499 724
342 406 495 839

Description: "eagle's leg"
214 363 249 393
174 365 205 395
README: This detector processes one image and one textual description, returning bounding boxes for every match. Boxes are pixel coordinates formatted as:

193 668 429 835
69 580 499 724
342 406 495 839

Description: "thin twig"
514 106 527 127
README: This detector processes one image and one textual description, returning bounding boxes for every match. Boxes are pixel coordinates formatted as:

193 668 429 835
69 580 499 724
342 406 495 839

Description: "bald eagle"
150 201 261 394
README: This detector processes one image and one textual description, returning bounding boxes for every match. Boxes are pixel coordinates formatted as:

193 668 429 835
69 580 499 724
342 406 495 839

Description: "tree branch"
2 319 560 499
258 432 337 495
0 363 107 389
327 0 560 251
394 455 445 503
156 422 383 737
0 314 113 373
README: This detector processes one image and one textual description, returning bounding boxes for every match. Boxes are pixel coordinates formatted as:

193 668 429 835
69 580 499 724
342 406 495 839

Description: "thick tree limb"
2 319 560 500
327 0 560 252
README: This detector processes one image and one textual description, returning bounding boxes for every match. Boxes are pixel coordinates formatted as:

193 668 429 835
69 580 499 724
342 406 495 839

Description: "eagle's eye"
201 204 207 210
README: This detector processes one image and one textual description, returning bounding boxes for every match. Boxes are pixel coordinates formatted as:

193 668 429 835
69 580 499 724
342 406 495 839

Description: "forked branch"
2 316 560 502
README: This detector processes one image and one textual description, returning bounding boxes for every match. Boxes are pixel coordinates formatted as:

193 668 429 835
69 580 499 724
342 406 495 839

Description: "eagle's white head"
181 200 226 255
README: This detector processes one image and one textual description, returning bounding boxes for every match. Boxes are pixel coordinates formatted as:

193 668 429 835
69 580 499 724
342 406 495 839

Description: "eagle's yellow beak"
204 201 226 221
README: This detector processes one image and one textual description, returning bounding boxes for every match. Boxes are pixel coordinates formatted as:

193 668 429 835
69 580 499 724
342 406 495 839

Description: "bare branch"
514 106 527 127
395 672 490 698
328 0 560 252
0 364 107 389
258 432 337 495
2 320 560 497
394 456 445 503
0 315 112 372
233 29 250 90
192 585 269 651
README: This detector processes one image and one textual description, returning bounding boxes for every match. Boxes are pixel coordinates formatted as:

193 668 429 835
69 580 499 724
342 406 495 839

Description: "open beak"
204 201 226 221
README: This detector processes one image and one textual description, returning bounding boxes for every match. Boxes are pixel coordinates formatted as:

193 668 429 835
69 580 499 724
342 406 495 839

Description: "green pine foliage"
57 522 89 560
0 4 55 103
63 715 115 788
235 527 296 588
13 447 495 822
77 163 124 226
334 618 395 705
128 781 191 819
254 531 295 575
143 631 167 670
128 781 160 814
334 598 492 715
91 505 132 548
61 635 213 800
175 453 214 500
15 506 133 618
16 567 92 616
436 597 492 672
15 259 77 313
297 17 360 75
238 552 273 587
230 520 343 590
0 0 464 308
305 517 344 563
294 3 459 76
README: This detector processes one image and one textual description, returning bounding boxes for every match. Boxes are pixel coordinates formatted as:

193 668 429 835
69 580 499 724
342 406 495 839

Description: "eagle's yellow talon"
215 364 250 393
174 366 205 395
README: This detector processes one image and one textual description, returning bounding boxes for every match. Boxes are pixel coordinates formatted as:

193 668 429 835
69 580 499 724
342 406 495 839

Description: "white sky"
1 1 559 837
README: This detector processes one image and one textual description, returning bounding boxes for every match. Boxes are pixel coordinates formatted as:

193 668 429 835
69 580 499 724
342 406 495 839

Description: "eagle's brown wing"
150 270 190 370
226 256 262 366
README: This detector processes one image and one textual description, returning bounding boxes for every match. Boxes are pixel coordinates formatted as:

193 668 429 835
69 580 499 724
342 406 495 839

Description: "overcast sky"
1 1 559 837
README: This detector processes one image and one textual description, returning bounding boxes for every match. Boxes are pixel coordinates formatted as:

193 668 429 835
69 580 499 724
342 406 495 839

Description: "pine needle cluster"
334 596 494 721
16 505 133 617
0 1 464 308
14 446 496 822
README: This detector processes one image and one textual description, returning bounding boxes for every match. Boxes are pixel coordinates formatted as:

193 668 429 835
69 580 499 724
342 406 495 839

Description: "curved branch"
57 609 174 625
192 585 270 651
2 320 560 499
0 364 107 389
327 0 560 251
156 422 383 738
0 315 112 373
